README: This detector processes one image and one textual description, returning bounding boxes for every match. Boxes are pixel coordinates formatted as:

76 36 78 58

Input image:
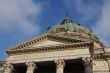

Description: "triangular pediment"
7 33 92 56
32 40 65 47
8 33 88 51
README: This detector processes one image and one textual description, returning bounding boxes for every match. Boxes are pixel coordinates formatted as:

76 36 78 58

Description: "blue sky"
0 0 110 60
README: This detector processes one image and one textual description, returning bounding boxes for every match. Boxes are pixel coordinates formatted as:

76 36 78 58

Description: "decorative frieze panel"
93 60 109 71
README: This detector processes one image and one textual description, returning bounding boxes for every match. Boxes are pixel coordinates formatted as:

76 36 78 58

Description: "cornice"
7 33 90 51
7 42 91 56
93 53 110 60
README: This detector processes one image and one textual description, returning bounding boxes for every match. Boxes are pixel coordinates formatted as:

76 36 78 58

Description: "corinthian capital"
83 57 93 66
3 63 13 72
26 62 36 71
55 59 65 69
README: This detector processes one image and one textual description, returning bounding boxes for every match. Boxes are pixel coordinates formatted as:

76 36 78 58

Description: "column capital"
55 59 65 69
3 62 13 72
83 57 93 73
82 57 93 66
26 62 36 71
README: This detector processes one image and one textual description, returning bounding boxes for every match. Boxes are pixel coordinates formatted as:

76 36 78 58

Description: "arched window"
56 28 65 32
78 29 86 34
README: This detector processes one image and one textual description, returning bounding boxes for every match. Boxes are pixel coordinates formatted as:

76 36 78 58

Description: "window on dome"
56 28 65 32
78 29 86 34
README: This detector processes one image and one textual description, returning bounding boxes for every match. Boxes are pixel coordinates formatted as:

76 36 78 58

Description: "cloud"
63 0 102 24
94 0 110 46
73 0 102 23
0 0 42 34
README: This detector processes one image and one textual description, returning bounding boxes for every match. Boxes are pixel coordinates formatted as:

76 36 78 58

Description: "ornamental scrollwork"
83 57 93 66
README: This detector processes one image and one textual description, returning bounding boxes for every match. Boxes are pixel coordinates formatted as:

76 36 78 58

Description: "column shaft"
84 57 93 73
85 64 93 73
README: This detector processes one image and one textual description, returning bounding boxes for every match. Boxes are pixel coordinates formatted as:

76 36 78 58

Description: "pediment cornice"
7 42 91 56
7 33 91 51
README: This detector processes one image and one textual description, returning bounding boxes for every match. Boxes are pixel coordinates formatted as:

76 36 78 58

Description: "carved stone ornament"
55 59 65 69
26 62 36 71
3 63 13 72
83 57 93 66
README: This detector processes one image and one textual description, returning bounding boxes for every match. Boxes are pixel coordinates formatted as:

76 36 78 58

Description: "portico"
3 18 110 73
4 58 92 73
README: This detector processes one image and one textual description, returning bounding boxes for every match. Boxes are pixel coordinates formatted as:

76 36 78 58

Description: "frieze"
7 48 90 62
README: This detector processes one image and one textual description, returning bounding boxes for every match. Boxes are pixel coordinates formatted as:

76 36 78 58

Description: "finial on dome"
60 9 73 24
61 17 73 24
66 10 69 18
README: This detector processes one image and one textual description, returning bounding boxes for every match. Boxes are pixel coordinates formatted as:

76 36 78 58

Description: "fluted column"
26 62 36 73
83 57 93 73
55 59 65 73
3 63 14 73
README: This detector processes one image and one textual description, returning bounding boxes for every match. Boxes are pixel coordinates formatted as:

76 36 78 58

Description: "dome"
47 17 104 47
48 18 93 35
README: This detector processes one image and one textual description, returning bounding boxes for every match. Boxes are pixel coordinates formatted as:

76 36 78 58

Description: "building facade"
2 18 110 73
0 61 5 73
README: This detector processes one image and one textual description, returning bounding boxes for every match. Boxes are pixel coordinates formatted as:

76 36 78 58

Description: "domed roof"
48 18 93 35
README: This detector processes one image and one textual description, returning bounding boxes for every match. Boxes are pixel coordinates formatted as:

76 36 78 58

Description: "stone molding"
7 42 91 56
7 31 100 52
7 34 85 51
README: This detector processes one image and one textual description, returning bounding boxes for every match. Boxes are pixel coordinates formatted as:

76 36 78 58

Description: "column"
3 63 14 73
55 59 65 73
26 62 36 73
83 57 93 73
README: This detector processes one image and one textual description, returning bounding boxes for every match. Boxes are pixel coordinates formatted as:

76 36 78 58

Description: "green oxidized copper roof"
48 18 93 35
